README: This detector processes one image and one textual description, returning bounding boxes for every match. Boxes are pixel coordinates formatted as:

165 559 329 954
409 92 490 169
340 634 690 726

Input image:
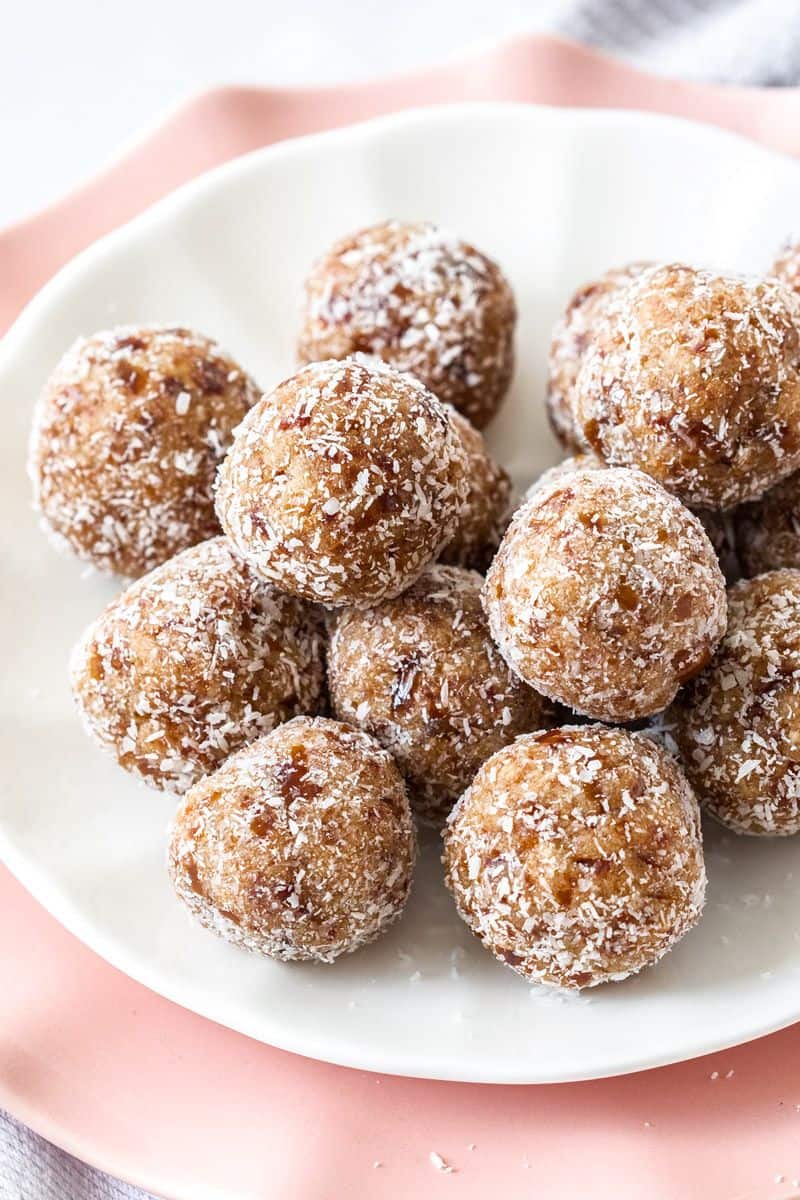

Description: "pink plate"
4 34 800 1199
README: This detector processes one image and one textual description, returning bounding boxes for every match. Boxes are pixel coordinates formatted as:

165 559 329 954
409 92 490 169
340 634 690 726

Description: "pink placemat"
3 34 800 1200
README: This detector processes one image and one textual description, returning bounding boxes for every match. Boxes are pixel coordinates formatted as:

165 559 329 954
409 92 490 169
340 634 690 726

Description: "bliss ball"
443 725 706 990
168 716 416 962
667 569 800 835
215 358 469 607
484 467 727 722
70 537 326 794
29 326 260 577
546 262 652 452
438 409 513 572
297 220 516 429
574 264 800 507
771 241 800 293
327 564 548 824
734 471 800 577
526 453 740 583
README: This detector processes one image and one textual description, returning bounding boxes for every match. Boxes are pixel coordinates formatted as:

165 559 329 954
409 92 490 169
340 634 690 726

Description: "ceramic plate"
2 103 800 1084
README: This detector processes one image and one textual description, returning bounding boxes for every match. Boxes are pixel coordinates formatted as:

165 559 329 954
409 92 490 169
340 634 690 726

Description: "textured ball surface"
443 725 706 989
668 569 800 835
484 466 727 721
70 537 326 794
546 262 651 452
574 265 800 507
29 326 260 577
327 564 548 823
526 453 740 583
438 409 513 572
168 716 416 962
734 471 800 577
771 241 800 294
297 220 516 429
215 358 469 607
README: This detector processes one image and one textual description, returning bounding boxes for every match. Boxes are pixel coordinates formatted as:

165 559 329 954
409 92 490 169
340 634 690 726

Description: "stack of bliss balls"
27 220 800 990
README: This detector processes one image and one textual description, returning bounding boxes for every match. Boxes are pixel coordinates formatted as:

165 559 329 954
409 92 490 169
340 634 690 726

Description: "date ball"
574 264 800 507
29 326 260 577
546 262 652 452
771 241 800 294
668 569 800 835
443 725 706 989
215 358 469 607
328 564 548 824
438 410 513 572
297 220 516 429
526 454 739 583
734 471 800 577
484 466 727 722
70 537 326 794
168 716 416 962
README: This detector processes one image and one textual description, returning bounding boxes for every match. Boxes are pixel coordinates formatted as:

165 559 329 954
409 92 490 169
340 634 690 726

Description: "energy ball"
771 241 800 294
734 471 800 577
484 467 727 722
574 264 800 507
327 564 548 824
527 454 739 583
297 220 516 429
546 262 652 452
443 725 706 989
215 358 469 607
667 569 800 835
70 537 326 794
168 716 416 962
438 410 514 572
29 326 260 577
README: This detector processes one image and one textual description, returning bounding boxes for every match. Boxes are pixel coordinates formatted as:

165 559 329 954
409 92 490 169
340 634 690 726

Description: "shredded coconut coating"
438 409 514 572
168 716 416 962
770 241 800 294
667 569 800 836
70 537 326 794
327 564 548 825
734 470 800 577
215 358 469 608
574 264 800 507
484 467 727 722
526 453 740 582
546 262 652 452
297 220 516 429
443 725 706 989
29 325 260 577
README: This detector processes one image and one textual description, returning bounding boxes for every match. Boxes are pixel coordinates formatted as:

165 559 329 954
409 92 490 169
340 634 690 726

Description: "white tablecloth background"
1 1 797 1196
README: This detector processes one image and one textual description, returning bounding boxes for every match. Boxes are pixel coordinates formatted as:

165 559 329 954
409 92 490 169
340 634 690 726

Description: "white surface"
4 1 800 231
2 103 800 1084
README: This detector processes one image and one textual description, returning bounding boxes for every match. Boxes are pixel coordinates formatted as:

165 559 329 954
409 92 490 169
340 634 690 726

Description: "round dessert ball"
667 569 800 835
215 358 469 607
443 725 706 989
527 454 740 583
438 410 513 572
297 220 516 429
733 471 800 577
70 537 326 794
328 563 548 824
546 262 652 452
484 466 727 722
29 326 260 577
168 716 416 962
771 241 800 294
574 264 800 507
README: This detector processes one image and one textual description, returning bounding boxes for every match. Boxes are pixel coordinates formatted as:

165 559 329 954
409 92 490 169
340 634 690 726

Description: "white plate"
2 103 800 1084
